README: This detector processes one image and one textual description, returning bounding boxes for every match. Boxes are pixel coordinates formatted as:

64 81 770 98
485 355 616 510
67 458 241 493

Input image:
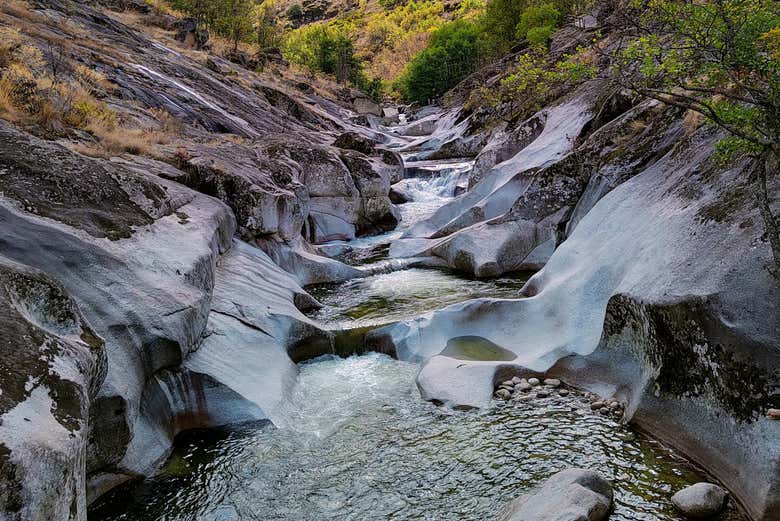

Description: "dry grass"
71 126 172 158
682 109 706 134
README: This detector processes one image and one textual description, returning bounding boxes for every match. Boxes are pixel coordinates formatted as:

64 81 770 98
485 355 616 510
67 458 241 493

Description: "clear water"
89 153 746 521
307 268 532 328
90 354 746 521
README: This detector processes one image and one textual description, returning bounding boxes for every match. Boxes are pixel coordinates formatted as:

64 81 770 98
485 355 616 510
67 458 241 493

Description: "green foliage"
516 3 560 47
254 0 284 49
480 0 528 53
168 0 255 48
283 23 376 88
614 0 780 161
397 19 485 103
379 0 404 9
480 0 583 54
495 47 595 110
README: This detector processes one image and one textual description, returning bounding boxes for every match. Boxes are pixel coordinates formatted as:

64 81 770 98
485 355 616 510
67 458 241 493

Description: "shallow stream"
90 144 746 521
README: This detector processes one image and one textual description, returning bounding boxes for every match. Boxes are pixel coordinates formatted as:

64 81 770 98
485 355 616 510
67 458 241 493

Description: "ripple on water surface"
90 354 746 521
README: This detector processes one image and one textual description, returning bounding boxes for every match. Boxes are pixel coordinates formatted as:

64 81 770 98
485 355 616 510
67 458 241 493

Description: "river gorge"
0 2 777 521
90 149 746 521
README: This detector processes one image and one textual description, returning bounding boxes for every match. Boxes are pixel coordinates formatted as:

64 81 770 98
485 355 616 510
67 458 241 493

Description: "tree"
516 3 561 47
480 0 585 54
399 19 486 103
612 0 780 278
254 0 284 49
216 0 255 52
481 0 530 53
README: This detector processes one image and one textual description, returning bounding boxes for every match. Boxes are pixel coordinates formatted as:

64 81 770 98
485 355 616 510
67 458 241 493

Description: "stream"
90 149 747 521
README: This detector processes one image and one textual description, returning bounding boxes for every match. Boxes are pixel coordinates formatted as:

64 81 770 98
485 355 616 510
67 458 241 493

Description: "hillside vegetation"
156 0 591 101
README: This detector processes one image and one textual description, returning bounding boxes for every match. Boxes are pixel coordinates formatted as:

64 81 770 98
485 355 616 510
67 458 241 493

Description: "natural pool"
306 268 532 328
90 353 745 521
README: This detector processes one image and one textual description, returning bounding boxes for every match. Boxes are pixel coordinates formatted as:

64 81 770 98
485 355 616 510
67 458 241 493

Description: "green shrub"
283 23 366 83
481 0 584 54
398 19 485 103
516 3 560 47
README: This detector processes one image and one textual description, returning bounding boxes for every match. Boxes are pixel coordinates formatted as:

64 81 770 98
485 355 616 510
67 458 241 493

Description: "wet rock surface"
497 468 613 521
671 483 728 519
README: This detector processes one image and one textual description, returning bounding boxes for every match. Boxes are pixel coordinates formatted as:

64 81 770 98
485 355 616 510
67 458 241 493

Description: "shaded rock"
353 96 382 117
0 257 105 521
496 389 512 400
362 120 780 520
671 483 727 519
333 131 378 155
497 468 612 521
173 18 209 49
389 185 412 204
257 47 288 68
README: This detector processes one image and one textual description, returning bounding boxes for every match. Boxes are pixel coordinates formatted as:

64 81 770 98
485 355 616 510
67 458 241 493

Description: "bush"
481 0 584 54
283 23 362 83
516 3 560 47
398 19 485 103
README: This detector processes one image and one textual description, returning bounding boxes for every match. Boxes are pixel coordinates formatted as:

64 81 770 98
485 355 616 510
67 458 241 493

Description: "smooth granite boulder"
496 468 613 521
671 483 727 519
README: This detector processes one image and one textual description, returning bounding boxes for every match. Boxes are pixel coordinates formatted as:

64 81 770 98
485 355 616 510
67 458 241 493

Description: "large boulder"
496 468 613 521
0 121 336 516
416 336 535 409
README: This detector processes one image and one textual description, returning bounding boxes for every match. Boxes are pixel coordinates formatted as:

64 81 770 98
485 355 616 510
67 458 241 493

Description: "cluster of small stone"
585 394 624 419
494 376 567 400
493 377 624 419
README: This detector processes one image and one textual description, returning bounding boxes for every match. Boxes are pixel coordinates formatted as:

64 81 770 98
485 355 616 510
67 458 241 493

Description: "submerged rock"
496 468 612 521
671 483 727 519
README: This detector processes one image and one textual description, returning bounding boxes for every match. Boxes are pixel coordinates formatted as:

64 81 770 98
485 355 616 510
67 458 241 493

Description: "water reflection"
90 354 745 521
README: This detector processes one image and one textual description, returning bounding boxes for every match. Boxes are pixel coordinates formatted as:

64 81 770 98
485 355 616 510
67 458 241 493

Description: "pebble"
536 390 550 398
608 401 621 410
511 376 523 384
516 382 533 392
590 401 605 410
767 408 780 420
528 377 541 386
496 389 511 400
501 380 514 388
558 389 570 397
515 393 534 401
599 407 611 415
543 378 561 387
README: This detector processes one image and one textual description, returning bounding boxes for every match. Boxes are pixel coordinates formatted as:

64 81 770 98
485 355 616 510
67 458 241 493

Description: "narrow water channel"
90 152 747 521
